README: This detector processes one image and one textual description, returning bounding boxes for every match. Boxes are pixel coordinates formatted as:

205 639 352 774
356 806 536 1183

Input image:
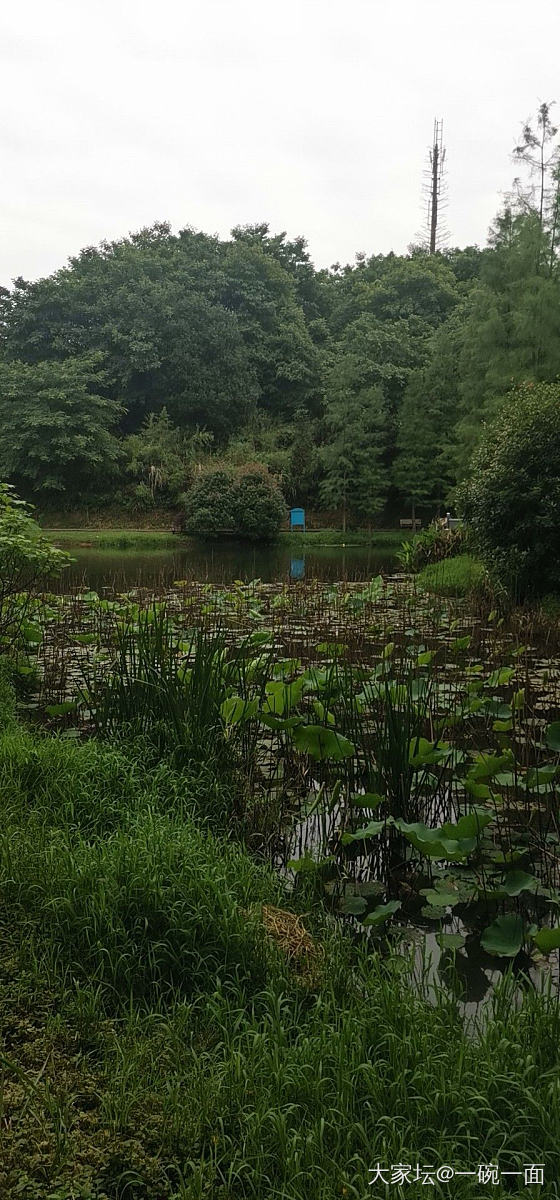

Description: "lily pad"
532 926 560 954
437 932 466 952
546 722 560 751
291 724 355 762
361 900 401 927
481 914 524 958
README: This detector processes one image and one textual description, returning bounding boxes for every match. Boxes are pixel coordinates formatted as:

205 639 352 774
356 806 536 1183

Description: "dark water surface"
59 540 399 590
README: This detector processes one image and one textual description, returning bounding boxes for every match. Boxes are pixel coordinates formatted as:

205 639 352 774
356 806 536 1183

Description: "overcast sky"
1 0 559 286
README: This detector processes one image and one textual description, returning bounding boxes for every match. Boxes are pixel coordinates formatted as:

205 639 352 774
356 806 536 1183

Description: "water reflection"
57 540 399 591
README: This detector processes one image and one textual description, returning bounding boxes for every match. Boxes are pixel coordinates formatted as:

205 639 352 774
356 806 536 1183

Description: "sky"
1 0 559 286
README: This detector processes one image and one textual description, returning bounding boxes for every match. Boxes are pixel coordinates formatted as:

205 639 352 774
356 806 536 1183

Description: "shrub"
183 468 286 540
398 520 466 572
234 471 286 539
0 483 69 649
458 382 560 598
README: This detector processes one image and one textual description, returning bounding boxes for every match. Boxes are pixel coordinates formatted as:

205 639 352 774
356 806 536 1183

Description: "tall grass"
0 726 558 1197
417 554 487 597
85 606 232 769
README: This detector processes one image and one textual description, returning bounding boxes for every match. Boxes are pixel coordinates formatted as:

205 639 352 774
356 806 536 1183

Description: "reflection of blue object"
290 557 305 580
290 507 305 531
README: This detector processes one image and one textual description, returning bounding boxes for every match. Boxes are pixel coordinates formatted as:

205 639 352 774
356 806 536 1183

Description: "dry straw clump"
260 904 324 987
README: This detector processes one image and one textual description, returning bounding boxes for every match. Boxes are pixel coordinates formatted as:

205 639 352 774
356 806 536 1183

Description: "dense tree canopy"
1 102 559 522
458 382 560 598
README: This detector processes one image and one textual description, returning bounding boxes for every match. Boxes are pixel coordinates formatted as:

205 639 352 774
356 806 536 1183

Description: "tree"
124 409 212 506
320 386 388 530
458 382 560 597
1 225 258 440
0 355 122 505
512 102 559 234
393 370 455 523
287 409 320 505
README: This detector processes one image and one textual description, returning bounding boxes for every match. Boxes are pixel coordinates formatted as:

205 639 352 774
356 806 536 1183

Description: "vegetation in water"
416 554 488 598
0 492 559 1195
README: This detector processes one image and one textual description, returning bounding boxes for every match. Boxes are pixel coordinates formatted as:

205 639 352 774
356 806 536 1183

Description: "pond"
55 538 400 590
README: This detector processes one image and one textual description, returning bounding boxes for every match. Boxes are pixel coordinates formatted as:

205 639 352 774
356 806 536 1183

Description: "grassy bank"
280 529 409 548
417 553 487 597
44 527 409 552
44 528 180 550
1 720 558 1198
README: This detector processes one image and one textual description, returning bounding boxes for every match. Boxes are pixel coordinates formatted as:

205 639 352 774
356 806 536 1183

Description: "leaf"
340 820 386 845
259 714 302 731
291 725 355 762
361 900 401 927
45 701 78 717
420 889 461 908
532 926 560 954
545 722 560 752
451 635 471 652
350 792 384 809
248 630 273 646
312 700 336 726
263 677 305 715
396 810 492 862
468 752 513 780
339 895 368 916
416 650 435 667
481 914 524 958
486 667 514 687
287 852 333 875
437 932 466 952
22 622 42 644
408 737 452 768
220 696 259 726
499 870 539 897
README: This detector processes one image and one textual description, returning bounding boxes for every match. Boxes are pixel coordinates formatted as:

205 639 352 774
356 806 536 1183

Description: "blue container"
290 507 305 531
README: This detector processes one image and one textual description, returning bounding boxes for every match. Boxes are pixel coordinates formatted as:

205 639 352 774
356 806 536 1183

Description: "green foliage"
0 355 122 503
2 105 560 530
233 471 287 539
399 520 466 572
184 468 286 540
416 554 487 597
320 383 388 528
0 483 69 648
0 659 16 729
1 720 560 1195
85 609 235 780
459 381 560 597
0 734 277 1007
124 409 213 506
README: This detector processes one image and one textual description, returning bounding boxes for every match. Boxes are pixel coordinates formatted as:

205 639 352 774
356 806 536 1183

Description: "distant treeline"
1 102 559 524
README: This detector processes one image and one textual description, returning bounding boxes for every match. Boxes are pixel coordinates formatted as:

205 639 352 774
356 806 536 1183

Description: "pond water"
57 539 400 590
